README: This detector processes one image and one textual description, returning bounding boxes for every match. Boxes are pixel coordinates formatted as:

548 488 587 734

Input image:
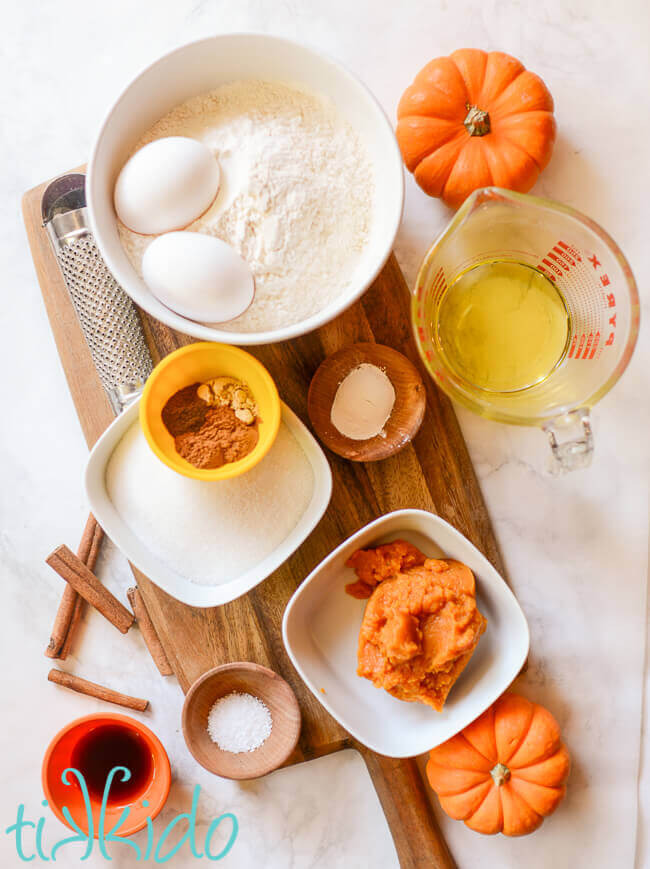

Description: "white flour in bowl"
106 420 314 586
118 80 374 333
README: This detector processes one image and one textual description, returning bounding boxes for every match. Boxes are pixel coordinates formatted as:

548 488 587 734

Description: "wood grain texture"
127 587 173 676
23 170 512 869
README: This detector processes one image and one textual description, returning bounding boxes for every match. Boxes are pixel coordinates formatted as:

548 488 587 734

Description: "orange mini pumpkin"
397 49 556 207
426 692 570 836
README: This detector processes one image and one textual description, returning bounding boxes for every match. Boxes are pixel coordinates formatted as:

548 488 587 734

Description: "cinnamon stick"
58 594 84 660
45 515 104 658
46 545 134 634
60 517 105 658
80 515 105 570
48 669 148 712
45 584 78 659
127 587 173 676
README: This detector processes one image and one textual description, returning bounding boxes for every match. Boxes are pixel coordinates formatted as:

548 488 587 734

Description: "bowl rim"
306 341 426 461
86 32 405 346
181 662 301 780
41 712 171 837
282 508 530 757
139 341 281 481
410 186 641 426
85 398 333 607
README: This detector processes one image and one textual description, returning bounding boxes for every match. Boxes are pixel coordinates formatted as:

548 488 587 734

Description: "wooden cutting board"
24 171 509 869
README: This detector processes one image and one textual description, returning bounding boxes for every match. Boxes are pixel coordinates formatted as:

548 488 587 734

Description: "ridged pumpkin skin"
397 49 556 207
426 692 570 836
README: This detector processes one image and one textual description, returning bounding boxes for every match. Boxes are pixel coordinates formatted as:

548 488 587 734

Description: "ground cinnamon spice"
161 382 259 470
176 406 259 469
161 383 207 436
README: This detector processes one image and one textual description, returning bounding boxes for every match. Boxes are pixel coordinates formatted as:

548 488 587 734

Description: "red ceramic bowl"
42 713 171 837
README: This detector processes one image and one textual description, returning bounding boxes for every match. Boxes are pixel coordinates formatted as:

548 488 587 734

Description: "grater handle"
42 175 153 416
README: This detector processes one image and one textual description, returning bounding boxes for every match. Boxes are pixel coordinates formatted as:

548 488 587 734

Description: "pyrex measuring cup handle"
544 409 594 473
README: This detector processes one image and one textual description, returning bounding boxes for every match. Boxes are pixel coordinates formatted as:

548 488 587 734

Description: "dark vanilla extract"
71 724 153 804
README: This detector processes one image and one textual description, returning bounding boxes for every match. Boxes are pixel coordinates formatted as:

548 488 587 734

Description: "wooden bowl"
307 343 426 461
181 663 301 780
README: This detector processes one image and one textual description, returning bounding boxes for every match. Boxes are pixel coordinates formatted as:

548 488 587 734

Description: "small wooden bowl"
308 343 426 461
182 663 301 780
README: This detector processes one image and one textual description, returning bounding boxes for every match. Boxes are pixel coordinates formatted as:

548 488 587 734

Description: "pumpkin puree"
346 541 486 711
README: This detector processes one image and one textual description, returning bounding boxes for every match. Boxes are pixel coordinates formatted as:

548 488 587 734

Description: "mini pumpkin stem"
490 762 511 787
464 103 491 136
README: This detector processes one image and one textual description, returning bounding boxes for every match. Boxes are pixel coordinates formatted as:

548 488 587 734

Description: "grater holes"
57 235 153 391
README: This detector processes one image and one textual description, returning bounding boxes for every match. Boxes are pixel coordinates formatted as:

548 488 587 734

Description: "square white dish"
85 399 332 607
282 509 529 757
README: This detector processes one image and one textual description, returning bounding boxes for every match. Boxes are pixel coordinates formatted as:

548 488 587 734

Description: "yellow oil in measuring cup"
413 189 640 471
435 260 571 393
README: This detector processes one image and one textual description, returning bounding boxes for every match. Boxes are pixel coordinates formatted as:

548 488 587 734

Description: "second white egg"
142 231 255 323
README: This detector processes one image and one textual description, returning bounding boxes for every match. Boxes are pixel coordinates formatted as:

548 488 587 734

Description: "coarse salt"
207 692 272 753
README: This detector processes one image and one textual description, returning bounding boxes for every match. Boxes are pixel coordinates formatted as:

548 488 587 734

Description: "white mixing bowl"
87 34 404 345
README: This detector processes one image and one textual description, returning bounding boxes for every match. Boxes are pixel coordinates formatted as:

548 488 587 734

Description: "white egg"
142 231 255 323
114 137 220 235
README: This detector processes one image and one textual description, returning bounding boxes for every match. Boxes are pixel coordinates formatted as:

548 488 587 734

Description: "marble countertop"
2 0 648 866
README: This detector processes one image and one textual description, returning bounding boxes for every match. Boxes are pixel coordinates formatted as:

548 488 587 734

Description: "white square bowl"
282 509 529 757
85 399 332 608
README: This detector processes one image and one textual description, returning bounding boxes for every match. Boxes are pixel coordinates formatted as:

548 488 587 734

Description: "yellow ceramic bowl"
140 342 281 481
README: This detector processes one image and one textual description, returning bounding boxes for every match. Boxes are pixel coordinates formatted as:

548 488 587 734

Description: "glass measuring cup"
412 188 639 472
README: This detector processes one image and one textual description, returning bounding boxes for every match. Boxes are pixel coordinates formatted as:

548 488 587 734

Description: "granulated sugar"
118 79 374 332
106 421 314 586
207 692 272 753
